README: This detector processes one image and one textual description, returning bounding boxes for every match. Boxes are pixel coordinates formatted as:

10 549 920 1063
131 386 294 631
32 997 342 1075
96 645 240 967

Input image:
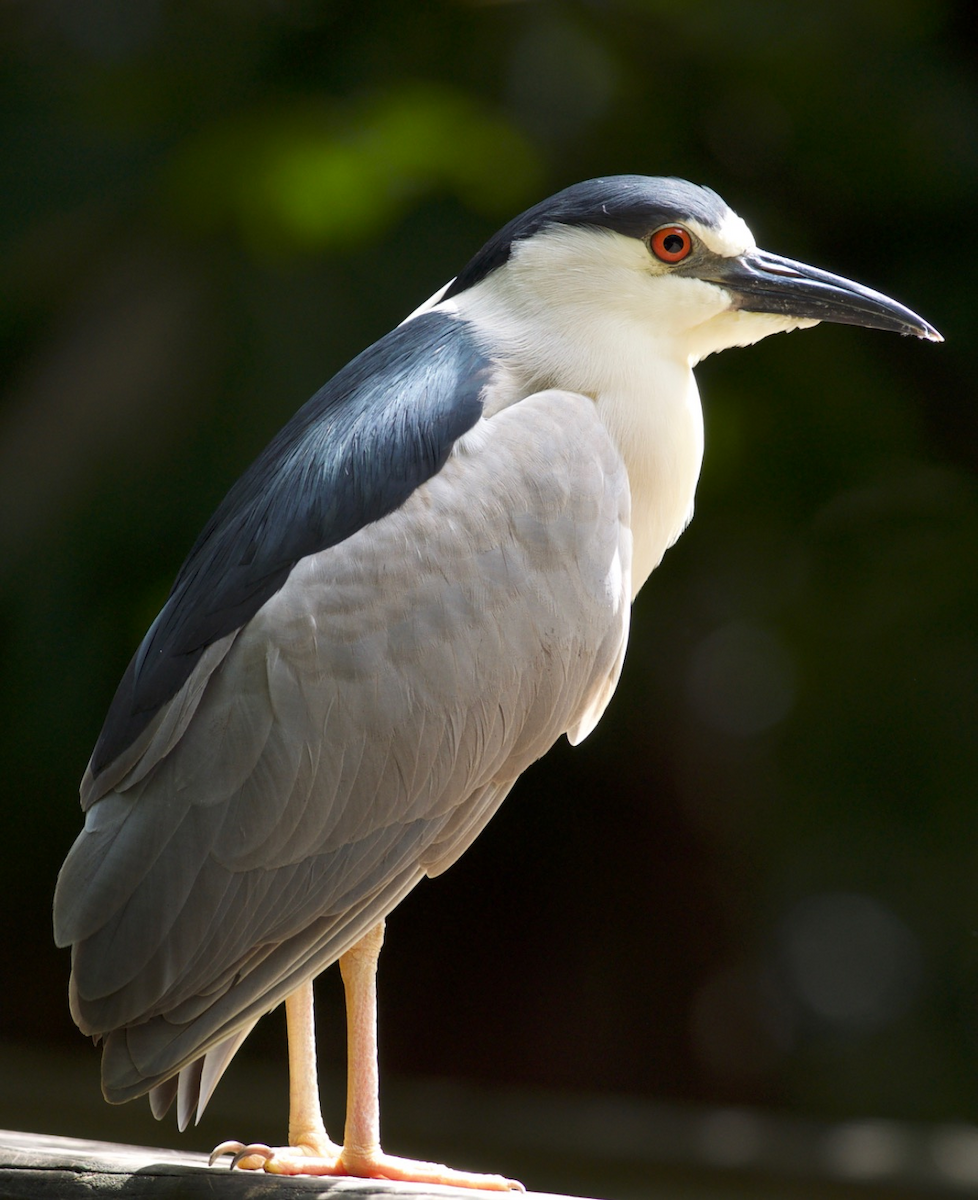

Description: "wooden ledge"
0 1129 598 1200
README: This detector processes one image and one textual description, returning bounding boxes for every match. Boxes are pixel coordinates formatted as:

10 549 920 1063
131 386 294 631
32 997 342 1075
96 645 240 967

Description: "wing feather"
87 312 490 777
56 387 632 1105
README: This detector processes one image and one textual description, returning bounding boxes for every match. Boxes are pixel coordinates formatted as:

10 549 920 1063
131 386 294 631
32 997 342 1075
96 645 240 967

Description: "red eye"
650 225 693 263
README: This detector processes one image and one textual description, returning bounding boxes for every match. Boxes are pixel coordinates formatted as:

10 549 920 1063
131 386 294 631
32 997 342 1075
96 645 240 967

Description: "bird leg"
215 919 522 1189
286 972 343 1157
209 979 341 1169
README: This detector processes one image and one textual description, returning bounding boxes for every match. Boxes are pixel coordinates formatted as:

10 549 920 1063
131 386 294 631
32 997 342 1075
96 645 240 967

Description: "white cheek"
644 274 732 337
688 310 820 361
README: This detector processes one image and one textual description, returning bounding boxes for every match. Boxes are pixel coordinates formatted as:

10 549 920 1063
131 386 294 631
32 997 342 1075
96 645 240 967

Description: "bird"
53 175 941 1189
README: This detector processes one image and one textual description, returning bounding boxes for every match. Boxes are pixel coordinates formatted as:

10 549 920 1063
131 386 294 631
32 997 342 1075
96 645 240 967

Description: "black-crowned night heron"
54 176 941 1189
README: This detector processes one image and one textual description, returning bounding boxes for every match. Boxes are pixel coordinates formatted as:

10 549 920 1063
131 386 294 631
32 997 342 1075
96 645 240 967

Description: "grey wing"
53 388 632 1109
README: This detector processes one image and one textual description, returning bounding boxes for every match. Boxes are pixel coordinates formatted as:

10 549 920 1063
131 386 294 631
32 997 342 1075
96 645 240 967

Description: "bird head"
443 175 942 376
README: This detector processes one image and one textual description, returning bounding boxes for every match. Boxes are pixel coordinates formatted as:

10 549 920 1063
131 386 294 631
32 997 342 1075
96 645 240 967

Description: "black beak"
705 249 943 342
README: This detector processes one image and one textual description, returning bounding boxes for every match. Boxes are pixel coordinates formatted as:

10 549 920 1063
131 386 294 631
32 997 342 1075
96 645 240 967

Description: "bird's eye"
650 226 693 263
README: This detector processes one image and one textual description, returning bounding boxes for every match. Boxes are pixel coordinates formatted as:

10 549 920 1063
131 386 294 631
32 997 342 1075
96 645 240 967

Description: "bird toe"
208 1140 275 1170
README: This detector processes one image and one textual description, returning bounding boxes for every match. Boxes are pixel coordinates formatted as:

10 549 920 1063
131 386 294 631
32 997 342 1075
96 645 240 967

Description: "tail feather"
176 1057 204 1132
144 1018 260 1128
148 1075 178 1120
196 1020 259 1125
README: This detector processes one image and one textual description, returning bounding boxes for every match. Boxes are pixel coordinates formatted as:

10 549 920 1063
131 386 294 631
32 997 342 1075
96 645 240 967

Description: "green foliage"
165 85 542 254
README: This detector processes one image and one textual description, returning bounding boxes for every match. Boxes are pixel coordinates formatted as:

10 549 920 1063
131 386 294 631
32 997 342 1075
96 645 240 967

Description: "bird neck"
596 360 704 596
448 284 705 599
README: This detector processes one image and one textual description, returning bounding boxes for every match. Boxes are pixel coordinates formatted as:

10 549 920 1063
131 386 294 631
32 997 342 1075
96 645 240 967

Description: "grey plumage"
54 388 630 1121
88 311 490 776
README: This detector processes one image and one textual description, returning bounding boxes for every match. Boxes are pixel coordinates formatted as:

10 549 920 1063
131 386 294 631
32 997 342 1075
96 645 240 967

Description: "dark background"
1 0 976 1164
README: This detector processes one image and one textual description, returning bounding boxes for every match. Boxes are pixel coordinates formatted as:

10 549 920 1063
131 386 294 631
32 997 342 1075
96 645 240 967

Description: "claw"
231 1144 274 1170
208 1140 274 1170
208 1141 245 1166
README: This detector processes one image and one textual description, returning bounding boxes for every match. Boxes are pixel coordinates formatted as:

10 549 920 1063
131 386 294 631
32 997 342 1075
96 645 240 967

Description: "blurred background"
1 1 976 1196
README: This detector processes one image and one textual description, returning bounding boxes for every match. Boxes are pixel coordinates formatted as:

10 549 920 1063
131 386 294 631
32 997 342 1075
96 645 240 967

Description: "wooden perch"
0 1129 600 1200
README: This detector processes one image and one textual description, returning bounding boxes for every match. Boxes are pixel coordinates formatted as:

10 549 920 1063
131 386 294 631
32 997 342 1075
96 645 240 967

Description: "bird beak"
707 248 943 342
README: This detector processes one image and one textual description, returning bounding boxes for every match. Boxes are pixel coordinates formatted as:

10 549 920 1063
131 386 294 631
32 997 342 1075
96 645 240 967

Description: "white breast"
594 352 704 596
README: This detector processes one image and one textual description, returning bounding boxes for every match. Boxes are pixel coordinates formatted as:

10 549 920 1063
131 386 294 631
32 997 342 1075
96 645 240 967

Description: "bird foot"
209 1140 286 1171
209 1139 523 1190
209 1135 339 1172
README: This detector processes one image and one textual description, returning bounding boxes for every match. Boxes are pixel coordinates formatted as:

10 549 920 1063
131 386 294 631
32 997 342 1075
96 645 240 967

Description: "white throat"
440 227 708 595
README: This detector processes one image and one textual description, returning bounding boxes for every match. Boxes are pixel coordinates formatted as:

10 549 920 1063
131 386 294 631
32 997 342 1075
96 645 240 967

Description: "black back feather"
91 311 491 776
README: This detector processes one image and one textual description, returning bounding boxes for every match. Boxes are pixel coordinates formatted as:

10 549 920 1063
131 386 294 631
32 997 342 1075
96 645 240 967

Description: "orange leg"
212 920 522 1191
209 980 340 1169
